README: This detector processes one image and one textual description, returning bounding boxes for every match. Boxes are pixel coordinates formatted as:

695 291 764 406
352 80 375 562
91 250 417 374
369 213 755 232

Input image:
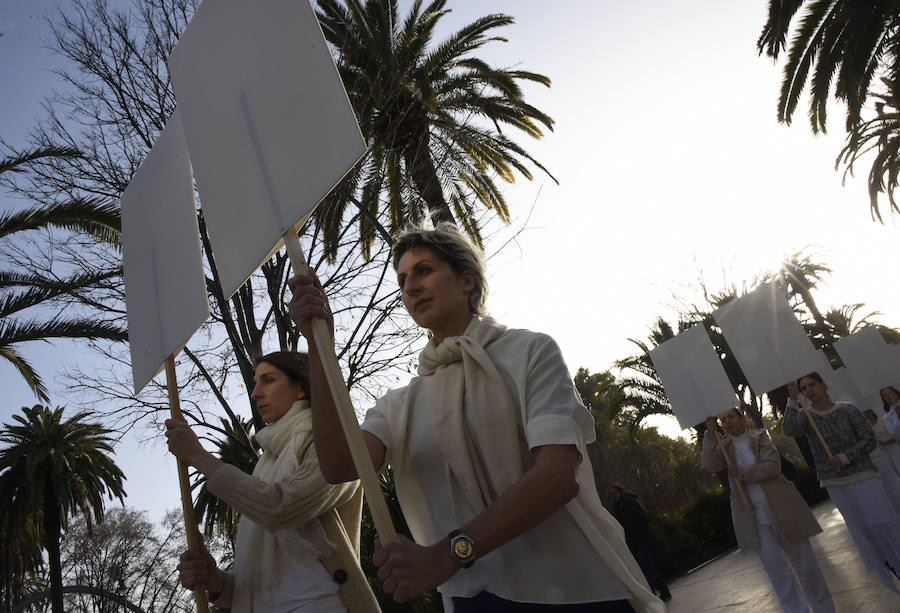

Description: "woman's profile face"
882 387 900 406
251 362 304 424
396 247 474 334
717 410 746 437
798 376 827 404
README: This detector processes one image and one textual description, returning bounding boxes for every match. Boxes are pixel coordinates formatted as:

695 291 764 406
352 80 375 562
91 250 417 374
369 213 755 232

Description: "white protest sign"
167 0 366 298
834 327 900 407
712 282 821 395
814 356 866 407
122 110 208 393
649 325 739 429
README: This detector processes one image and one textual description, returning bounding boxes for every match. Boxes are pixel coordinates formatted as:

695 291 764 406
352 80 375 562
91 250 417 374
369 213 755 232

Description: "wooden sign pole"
796 395 834 459
282 230 397 541
165 355 209 613
714 431 750 506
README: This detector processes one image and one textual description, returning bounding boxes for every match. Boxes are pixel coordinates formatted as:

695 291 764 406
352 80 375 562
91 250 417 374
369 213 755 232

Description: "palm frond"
0 198 121 245
0 345 49 401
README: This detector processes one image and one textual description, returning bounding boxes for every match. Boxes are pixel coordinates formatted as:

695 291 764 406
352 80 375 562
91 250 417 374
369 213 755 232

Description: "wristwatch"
448 529 475 568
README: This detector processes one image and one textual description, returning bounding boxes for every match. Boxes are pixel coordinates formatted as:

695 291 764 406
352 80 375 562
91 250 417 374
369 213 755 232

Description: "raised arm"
700 418 726 473
166 419 359 529
287 268 386 483
781 399 809 438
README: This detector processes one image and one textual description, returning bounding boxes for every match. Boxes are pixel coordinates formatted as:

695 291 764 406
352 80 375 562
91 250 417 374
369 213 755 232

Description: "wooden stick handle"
796 395 834 459
715 431 750 506
165 355 210 613
282 231 397 541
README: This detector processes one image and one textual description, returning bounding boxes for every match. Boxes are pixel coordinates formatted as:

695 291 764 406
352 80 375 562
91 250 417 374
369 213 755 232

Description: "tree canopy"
314 0 556 257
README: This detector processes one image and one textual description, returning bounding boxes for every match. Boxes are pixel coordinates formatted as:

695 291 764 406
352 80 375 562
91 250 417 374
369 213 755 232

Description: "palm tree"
1 146 126 400
314 0 556 257
611 317 680 432
837 78 900 220
757 0 900 133
757 2 900 219
0 405 126 613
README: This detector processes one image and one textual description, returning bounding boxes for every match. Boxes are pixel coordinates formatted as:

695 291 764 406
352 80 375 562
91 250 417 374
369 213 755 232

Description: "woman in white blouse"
701 409 834 613
289 225 661 613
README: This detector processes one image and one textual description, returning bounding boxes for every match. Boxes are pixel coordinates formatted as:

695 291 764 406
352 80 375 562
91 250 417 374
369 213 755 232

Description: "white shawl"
231 400 327 611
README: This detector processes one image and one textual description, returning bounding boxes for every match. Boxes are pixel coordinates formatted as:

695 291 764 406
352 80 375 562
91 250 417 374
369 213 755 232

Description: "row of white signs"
650 282 900 429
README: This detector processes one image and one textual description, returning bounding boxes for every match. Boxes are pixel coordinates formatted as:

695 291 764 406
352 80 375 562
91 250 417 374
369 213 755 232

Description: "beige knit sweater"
206 437 380 613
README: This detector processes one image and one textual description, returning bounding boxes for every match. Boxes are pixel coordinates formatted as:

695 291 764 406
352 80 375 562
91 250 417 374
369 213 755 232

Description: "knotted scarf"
232 399 330 612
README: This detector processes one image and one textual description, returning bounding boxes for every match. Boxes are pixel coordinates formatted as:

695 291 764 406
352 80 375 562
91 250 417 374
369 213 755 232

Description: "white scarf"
417 316 663 613
232 400 324 611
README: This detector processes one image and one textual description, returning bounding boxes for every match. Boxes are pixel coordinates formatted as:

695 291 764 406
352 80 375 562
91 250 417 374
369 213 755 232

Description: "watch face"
452 536 474 561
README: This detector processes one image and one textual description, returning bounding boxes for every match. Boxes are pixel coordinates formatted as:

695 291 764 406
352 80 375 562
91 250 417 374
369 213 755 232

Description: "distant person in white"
702 408 834 613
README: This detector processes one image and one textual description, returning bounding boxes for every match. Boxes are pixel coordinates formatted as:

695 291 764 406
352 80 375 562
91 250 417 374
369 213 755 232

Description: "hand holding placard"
121 111 210 612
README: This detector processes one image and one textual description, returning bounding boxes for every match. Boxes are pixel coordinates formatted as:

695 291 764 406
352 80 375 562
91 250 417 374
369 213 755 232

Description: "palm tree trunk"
42 488 64 613
403 132 456 227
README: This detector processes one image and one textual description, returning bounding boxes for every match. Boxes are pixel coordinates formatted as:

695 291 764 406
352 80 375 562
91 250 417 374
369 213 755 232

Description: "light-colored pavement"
664 501 900 612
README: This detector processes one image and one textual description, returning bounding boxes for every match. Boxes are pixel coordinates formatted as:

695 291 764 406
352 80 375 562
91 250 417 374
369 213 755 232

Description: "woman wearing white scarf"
165 351 379 613
289 225 663 613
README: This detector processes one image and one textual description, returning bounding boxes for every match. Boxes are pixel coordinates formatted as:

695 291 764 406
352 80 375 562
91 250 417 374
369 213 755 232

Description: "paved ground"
664 501 900 612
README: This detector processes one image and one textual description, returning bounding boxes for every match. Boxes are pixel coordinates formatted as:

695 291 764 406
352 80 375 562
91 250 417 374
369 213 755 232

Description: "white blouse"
362 327 630 606
731 432 776 526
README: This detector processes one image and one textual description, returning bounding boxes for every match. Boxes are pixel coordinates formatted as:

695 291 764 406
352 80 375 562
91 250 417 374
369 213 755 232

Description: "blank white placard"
122 110 209 393
168 0 366 298
713 282 822 395
834 327 900 404
649 325 739 429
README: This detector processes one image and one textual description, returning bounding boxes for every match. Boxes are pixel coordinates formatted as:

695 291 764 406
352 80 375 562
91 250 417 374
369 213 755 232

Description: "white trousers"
756 522 834 613
827 477 900 594
874 453 900 518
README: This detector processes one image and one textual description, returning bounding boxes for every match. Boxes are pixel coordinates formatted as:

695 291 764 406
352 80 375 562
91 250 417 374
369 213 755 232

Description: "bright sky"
2 0 898 522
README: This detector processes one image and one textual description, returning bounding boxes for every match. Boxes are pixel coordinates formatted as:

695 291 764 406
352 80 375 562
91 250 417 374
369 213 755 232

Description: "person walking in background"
703 408 835 613
608 484 672 603
861 406 900 517
785 373 900 595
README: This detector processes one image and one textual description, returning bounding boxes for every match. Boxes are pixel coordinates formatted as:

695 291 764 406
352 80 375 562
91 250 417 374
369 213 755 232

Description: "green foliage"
575 367 718 514
314 0 556 258
0 405 125 613
0 146 126 401
758 1 900 219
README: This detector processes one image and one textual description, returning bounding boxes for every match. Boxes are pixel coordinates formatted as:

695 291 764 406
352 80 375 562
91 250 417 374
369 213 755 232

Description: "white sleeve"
360 392 397 468
519 334 595 451
885 409 900 440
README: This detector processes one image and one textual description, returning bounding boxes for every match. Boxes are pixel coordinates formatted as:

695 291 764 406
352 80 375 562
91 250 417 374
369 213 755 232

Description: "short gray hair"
391 224 488 316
